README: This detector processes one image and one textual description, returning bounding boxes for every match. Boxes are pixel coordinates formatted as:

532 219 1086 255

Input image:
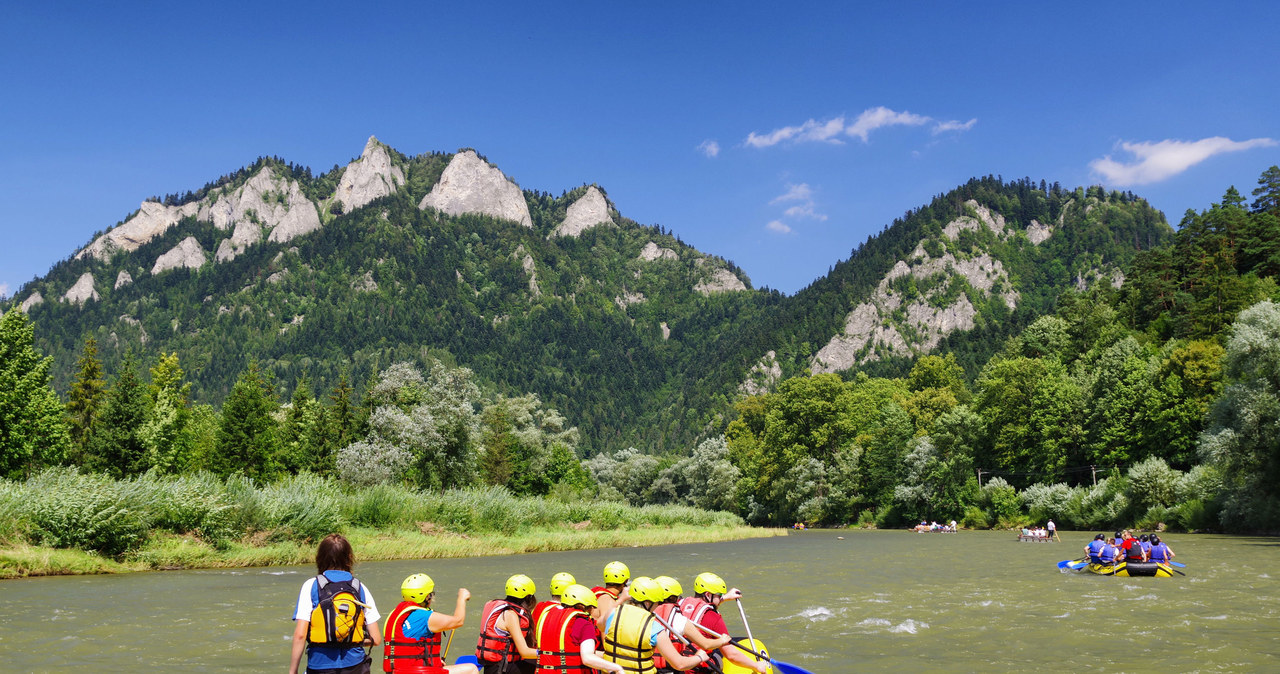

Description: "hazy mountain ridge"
2 142 1170 455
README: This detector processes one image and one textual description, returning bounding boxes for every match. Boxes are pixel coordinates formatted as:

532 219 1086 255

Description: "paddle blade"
1056 559 1072 568
454 655 479 666
773 662 816 674
1170 561 1186 568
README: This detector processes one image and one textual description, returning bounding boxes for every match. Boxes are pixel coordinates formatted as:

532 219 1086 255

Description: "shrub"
257 473 344 542
24 467 151 556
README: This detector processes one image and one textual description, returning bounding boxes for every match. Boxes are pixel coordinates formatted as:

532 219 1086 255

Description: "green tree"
65 336 105 462
212 362 281 479
0 310 71 478
140 352 194 473
86 352 150 478
974 356 1083 484
1199 300 1280 530
1251 165 1280 214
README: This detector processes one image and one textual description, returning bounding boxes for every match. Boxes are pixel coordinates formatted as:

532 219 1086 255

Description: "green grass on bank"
0 467 780 578
0 525 783 579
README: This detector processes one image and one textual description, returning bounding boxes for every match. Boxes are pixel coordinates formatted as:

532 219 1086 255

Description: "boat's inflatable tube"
1086 561 1175 577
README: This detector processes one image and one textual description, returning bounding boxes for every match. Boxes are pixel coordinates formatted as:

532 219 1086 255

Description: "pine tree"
86 352 150 478
66 336 105 462
1252 165 1280 214
141 353 193 473
212 362 280 479
0 310 71 478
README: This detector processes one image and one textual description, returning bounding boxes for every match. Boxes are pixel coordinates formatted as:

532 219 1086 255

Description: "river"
1 530 1276 672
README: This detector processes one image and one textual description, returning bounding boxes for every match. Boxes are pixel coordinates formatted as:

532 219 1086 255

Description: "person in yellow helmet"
601 577 709 673
532 571 575 628
592 561 630 630
383 573 477 674
534 584 624 674
677 573 767 674
476 574 538 674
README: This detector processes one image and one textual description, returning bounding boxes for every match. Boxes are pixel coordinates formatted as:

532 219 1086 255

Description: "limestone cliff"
638 242 679 261
207 166 321 260
694 268 747 295
811 201 1021 374
335 136 405 213
152 236 207 275
76 201 201 261
554 186 614 237
419 150 532 228
63 272 99 305
19 292 43 312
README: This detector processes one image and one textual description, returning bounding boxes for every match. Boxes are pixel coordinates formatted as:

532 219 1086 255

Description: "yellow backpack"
308 575 368 646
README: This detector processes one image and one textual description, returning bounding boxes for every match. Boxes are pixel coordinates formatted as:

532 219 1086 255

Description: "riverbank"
0 524 783 579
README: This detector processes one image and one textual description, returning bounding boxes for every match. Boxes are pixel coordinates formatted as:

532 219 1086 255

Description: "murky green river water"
1 530 1276 672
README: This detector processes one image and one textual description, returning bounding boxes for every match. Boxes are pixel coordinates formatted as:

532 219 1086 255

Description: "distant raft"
1085 560 1176 578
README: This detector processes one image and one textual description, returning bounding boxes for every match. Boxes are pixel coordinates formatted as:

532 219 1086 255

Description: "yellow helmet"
629 576 662 603
505 574 536 599
693 572 727 595
401 573 435 603
603 560 631 584
655 575 682 600
549 572 576 597
560 584 598 609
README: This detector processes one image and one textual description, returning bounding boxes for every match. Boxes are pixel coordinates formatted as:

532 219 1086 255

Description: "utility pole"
977 469 984 487
1091 465 1097 486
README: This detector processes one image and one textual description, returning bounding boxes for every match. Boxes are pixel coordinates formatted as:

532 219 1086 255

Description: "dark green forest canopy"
4 155 1174 456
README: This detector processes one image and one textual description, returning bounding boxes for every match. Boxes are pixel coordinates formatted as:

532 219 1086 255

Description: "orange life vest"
592 586 621 602
476 599 530 663
535 604 592 673
674 597 719 674
382 601 443 674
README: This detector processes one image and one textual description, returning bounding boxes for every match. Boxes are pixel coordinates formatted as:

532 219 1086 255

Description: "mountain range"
2 136 1172 455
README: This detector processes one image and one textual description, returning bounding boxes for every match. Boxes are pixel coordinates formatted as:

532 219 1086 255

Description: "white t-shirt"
294 573 382 624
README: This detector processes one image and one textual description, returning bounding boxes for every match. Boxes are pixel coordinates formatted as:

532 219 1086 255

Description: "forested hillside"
3 140 1169 459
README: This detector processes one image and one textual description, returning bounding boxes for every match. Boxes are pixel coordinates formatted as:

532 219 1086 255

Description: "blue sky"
2 1 1277 299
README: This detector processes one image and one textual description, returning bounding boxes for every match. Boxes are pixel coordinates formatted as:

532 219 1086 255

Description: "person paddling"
1149 535 1175 564
476 575 538 674
650 576 727 673
593 561 630 630
1085 534 1106 563
601 577 708 673
383 574 477 674
678 573 769 674
534 583 624 674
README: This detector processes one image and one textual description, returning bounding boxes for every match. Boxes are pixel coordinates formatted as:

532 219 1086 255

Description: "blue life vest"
1150 543 1170 562
1086 539 1105 561
1098 544 1118 563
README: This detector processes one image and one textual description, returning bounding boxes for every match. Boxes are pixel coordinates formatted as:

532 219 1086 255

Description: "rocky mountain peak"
554 186 614 237
419 150 532 228
335 135 406 214
75 200 201 262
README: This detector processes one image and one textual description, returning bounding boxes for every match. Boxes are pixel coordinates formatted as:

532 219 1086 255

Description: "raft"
1016 534 1056 542
1086 560 1175 577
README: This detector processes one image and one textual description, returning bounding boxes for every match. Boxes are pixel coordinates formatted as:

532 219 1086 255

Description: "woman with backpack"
290 534 383 674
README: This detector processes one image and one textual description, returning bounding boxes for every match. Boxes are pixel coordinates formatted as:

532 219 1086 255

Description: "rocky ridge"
76 201 201 262
152 237 207 275
335 136 405 213
554 186 614 237
62 273 99 305
810 200 1021 375
420 150 532 228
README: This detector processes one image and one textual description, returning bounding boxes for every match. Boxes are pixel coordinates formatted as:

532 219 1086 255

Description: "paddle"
1057 557 1087 569
1169 560 1186 568
737 599 760 669
443 625 454 662
680 612 813 674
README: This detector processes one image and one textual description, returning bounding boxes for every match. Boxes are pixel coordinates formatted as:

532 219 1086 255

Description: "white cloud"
770 183 814 204
784 204 829 221
746 107 975 147
846 106 930 142
1090 136 1277 186
697 139 720 158
933 118 977 135
746 117 847 148
766 220 793 234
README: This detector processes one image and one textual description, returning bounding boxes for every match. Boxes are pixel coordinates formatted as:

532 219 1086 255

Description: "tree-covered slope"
2 143 1170 456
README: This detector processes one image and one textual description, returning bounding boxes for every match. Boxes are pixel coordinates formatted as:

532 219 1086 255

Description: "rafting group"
289 534 804 674
1059 530 1181 578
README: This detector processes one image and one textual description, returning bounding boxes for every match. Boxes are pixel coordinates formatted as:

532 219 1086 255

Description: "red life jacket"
535 605 592 673
676 597 714 627
592 586 621 602
674 597 720 673
382 601 443 674
531 600 558 631
476 599 531 663
650 602 696 671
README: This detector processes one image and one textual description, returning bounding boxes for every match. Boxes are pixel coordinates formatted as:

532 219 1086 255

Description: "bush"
257 473 344 542
961 505 989 529
24 468 151 556
136 471 239 548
